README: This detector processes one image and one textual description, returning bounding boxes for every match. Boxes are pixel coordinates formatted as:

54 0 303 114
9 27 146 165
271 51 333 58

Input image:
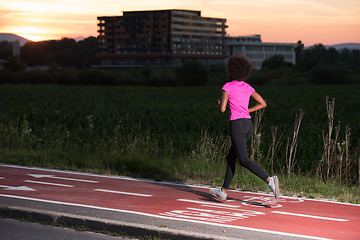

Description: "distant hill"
327 43 360 51
0 33 31 46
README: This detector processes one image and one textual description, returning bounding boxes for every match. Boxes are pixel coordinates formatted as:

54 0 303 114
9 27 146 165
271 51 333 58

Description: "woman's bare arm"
249 91 267 113
217 90 229 113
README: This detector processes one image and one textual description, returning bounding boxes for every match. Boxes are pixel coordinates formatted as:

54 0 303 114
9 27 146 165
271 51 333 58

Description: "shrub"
262 55 288 70
175 61 208 86
52 67 79 85
310 63 350 84
20 69 54 84
78 69 116 85
249 69 272 85
2 56 26 72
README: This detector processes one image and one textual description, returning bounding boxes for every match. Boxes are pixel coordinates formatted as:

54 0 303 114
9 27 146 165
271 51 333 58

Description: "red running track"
0 164 359 240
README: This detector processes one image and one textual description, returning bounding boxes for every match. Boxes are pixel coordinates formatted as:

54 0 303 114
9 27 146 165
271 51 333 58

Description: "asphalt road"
0 218 133 240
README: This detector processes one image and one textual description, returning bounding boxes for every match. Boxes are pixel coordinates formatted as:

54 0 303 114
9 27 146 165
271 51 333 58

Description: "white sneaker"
268 176 280 199
210 187 227 200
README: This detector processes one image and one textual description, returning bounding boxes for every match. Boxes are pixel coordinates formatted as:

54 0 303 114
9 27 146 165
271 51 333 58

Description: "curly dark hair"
226 55 254 81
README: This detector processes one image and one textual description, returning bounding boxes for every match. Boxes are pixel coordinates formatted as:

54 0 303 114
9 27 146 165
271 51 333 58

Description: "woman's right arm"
217 90 229 113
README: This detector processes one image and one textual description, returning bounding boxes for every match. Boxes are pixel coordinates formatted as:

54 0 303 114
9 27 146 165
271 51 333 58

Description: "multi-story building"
226 35 296 69
97 10 228 67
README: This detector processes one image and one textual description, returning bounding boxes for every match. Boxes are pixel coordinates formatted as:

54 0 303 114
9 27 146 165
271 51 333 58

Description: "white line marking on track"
24 180 73 188
94 189 152 197
180 199 348 223
0 194 333 240
244 190 359 206
2 164 360 207
177 199 240 208
28 174 98 183
0 185 35 191
272 211 348 222
0 177 4 179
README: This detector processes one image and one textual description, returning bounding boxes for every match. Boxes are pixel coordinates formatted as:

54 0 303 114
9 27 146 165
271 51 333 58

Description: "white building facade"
226 35 296 69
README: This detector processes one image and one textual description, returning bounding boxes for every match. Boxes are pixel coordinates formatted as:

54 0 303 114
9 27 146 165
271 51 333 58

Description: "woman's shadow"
151 180 271 208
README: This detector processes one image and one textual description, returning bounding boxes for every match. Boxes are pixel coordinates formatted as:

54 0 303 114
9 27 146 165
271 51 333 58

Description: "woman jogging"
210 54 280 200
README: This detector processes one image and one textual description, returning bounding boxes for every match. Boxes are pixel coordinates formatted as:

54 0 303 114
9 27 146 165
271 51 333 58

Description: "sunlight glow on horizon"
1 0 359 46
12 26 46 41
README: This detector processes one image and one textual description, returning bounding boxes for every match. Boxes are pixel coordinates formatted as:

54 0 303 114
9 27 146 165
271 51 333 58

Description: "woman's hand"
217 91 228 113
216 100 221 109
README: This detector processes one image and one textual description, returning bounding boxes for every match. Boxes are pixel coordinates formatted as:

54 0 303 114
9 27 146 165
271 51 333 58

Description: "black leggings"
222 118 268 190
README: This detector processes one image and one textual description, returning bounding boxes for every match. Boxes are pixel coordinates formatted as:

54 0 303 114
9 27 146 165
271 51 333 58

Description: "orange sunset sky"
1 0 359 46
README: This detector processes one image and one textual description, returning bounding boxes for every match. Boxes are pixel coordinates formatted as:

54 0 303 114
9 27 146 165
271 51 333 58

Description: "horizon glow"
1 0 359 46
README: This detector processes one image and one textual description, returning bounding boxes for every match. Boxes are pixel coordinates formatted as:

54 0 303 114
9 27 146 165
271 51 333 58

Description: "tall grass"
265 126 283 175
316 97 359 185
285 109 304 175
250 108 264 163
0 84 359 201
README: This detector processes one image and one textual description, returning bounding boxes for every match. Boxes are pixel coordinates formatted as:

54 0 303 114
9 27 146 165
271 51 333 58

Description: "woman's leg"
222 145 237 190
231 119 268 182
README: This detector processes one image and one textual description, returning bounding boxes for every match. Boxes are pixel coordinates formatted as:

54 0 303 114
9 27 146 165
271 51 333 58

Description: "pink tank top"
222 80 255 120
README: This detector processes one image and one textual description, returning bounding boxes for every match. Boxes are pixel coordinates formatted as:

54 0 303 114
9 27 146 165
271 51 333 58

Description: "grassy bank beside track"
0 84 359 203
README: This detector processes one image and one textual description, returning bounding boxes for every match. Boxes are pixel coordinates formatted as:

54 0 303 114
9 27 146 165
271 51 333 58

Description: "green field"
0 84 359 202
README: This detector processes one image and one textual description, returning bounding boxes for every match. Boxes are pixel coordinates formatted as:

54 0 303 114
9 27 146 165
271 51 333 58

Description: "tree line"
0 38 359 85
252 42 360 85
0 37 99 70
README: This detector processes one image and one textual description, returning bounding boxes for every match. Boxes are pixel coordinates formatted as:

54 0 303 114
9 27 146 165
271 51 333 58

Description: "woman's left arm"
249 91 267 113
